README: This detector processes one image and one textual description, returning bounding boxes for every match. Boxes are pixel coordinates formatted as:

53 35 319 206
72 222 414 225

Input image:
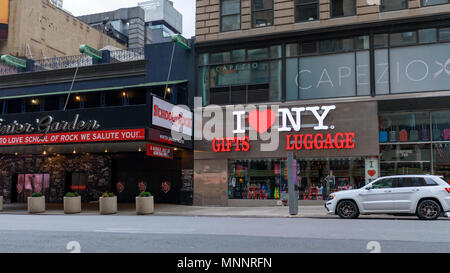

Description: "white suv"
325 175 450 220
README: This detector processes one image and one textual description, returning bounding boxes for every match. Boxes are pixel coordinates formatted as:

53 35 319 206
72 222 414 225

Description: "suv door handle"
384 190 392 193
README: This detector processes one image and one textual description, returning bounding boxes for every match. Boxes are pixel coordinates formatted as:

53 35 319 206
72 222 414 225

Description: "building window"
331 0 356 18
252 0 273 28
7 99 23 114
380 0 408 12
390 31 417 47
44 96 62 111
418 28 437 44
422 0 449 6
295 0 319 22
439 27 450 41
26 98 42 113
105 91 125 107
221 0 241 32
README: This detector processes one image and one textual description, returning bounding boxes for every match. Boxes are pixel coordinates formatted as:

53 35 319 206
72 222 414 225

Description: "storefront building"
0 41 195 205
193 0 450 206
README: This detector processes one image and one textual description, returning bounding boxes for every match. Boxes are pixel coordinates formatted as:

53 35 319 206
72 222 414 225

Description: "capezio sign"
212 105 356 153
152 96 193 137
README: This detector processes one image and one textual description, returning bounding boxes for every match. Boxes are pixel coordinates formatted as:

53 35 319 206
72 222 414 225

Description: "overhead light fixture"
122 91 127 97
138 147 142 152
72 149 77 154
166 87 172 94
104 149 108 153
31 99 39 105
14 152 18 156
43 150 47 155
75 96 81 102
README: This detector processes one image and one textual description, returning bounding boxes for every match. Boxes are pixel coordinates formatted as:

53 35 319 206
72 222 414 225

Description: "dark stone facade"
0 154 112 203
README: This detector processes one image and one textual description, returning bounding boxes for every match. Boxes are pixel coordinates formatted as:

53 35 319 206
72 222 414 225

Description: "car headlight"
327 194 335 201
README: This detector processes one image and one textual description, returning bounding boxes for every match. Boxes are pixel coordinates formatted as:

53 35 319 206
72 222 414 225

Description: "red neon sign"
0 129 146 146
212 137 250 153
286 132 355 151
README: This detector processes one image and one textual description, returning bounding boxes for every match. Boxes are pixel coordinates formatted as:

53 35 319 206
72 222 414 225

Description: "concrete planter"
64 196 81 214
99 196 117 215
28 196 45 213
136 196 154 215
0 196 3 212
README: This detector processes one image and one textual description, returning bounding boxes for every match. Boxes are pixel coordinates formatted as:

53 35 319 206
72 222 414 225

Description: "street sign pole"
287 151 298 215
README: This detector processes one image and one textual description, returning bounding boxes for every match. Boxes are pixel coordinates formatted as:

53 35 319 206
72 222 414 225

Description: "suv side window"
424 177 438 186
372 178 395 189
398 177 438 187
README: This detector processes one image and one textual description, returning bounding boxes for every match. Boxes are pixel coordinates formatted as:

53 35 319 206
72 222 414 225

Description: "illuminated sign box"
146 143 173 159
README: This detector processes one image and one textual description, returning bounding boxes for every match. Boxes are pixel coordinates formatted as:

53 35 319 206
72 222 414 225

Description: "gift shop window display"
379 110 450 182
228 159 287 200
297 158 365 200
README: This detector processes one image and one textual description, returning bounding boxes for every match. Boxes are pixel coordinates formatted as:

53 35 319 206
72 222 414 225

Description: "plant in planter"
28 192 45 213
64 192 81 214
99 192 117 215
136 192 154 215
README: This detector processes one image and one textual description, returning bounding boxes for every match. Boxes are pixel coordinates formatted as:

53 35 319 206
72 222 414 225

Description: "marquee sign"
0 114 100 136
0 129 146 146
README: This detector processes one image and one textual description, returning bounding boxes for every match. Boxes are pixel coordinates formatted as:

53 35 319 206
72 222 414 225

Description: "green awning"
0 80 188 100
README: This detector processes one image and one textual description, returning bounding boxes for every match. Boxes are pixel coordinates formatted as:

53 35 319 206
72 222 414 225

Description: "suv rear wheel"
336 200 360 219
417 199 441 220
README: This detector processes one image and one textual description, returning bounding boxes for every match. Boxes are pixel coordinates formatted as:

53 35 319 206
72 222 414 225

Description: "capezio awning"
0 80 188 100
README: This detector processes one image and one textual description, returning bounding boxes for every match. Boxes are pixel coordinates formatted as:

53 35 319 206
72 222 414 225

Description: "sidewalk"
1 203 329 218
1 203 448 219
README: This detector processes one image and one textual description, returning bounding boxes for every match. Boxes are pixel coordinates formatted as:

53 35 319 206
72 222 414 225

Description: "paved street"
0 214 449 253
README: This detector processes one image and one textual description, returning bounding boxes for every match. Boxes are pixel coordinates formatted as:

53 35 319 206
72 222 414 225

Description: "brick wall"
196 0 450 43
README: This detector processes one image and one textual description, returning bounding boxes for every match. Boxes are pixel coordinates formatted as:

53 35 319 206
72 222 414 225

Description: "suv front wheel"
336 200 360 219
417 199 441 220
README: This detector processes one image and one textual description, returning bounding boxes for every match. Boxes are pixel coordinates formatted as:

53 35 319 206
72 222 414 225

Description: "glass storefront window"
286 44 299 57
390 31 417 47
248 48 269 60
231 49 246 62
380 144 432 176
229 158 366 201
433 143 450 182
269 60 282 101
439 27 450 41
418 28 437 44
431 111 450 141
379 113 430 143
301 41 317 54
355 36 370 50
374 33 389 48
211 52 231 64
229 159 285 200
270 45 282 58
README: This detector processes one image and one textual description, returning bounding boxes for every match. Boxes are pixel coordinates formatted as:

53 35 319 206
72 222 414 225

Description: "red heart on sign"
248 109 276 134
368 170 376 177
